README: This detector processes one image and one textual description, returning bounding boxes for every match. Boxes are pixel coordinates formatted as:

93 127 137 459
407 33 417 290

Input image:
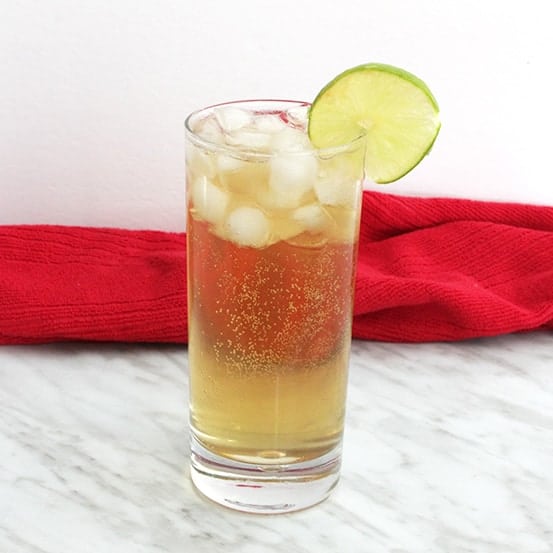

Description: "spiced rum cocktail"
185 100 364 513
185 62 440 515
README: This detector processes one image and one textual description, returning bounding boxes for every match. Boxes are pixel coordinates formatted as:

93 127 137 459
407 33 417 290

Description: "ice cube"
268 153 317 208
271 127 312 152
225 130 272 150
314 175 359 207
256 185 302 211
214 106 252 132
187 144 217 178
224 206 270 248
293 204 329 232
190 176 229 225
254 114 287 133
285 104 309 129
270 216 303 242
196 116 224 143
216 153 244 172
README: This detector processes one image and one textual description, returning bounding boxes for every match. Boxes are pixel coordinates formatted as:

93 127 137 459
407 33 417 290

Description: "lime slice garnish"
308 63 440 184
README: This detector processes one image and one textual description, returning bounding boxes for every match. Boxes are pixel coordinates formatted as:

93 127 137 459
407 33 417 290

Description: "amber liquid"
188 217 357 464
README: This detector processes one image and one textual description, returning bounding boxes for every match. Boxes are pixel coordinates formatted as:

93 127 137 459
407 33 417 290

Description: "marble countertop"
1 333 552 552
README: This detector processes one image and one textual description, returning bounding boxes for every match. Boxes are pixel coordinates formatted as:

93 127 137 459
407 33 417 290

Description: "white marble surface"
1 333 552 552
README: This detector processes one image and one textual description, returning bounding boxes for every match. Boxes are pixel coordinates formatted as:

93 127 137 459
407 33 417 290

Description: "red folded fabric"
355 192 553 341
1 191 553 345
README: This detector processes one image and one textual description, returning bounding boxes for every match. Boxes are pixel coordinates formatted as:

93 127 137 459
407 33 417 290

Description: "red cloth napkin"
1 191 553 345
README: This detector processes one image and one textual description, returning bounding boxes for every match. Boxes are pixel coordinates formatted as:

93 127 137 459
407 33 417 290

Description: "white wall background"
1 0 552 231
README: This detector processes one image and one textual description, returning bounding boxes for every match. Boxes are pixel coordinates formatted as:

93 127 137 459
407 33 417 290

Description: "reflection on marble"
0 333 552 552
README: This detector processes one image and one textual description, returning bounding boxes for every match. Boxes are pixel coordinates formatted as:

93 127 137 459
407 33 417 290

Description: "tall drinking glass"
185 100 364 513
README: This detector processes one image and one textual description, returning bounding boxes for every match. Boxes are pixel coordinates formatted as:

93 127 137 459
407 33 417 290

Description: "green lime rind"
308 63 441 184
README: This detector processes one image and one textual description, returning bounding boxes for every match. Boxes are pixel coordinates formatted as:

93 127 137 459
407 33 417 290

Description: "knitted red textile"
1 192 552 345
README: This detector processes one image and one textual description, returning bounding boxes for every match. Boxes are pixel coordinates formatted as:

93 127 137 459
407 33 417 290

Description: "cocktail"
185 64 440 513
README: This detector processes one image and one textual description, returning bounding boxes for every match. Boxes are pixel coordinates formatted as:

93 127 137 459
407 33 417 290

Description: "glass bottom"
190 434 342 514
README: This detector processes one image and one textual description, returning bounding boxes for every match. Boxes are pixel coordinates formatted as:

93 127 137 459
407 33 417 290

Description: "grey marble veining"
1 333 552 552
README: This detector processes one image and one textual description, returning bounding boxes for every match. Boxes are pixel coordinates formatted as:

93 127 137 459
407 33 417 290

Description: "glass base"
190 435 342 514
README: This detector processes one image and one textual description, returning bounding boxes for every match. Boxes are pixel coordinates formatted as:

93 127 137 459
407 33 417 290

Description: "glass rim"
185 99 366 159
